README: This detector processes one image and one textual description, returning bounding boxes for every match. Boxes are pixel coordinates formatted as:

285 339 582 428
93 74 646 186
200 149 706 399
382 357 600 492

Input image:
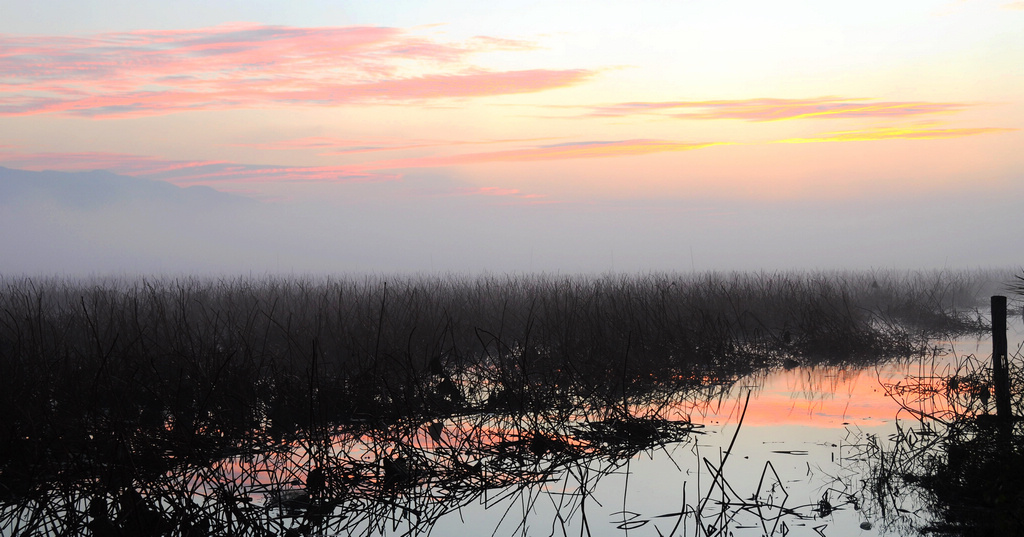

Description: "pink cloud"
464 35 539 51
458 186 523 196
232 136 559 155
0 151 186 174
581 97 971 121
370 139 723 168
0 149 560 203
336 69 591 100
0 23 594 118
0 139 717 186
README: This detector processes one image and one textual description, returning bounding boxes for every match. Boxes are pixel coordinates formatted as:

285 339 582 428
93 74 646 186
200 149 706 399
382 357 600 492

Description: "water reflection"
0 364 921 536
0 410 704 535
846 323 1024 537
4 335 1020 536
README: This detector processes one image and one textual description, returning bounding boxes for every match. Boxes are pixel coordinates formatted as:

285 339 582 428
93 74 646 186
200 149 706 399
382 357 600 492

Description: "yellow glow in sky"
0 0 1021 272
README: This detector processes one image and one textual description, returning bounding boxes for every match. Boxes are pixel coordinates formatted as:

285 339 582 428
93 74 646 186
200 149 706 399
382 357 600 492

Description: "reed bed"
0 269 1002 536
849 289 1024 536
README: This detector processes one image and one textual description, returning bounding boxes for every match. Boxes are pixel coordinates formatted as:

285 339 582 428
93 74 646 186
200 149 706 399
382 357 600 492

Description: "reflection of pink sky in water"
197 353 983 502
184 416 598 507
152 324 1024 537
175 324 1023 517
687 364 948 429
192 365 929 510
685 327 1021 431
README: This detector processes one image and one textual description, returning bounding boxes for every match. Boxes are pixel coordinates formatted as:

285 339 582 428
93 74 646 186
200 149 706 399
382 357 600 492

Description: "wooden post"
992 296 1012 420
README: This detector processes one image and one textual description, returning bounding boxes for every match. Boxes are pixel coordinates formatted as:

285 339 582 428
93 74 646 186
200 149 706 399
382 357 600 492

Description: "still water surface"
418 323 1021 537
6 322 1018 537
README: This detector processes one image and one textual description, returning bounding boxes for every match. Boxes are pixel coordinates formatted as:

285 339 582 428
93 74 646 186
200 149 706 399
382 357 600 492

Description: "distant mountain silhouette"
0 166 251 209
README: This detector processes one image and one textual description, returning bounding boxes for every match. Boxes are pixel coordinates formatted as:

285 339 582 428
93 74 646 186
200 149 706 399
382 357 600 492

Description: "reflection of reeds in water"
0 405 703 535
0 270 1001 535
848 309 1024 536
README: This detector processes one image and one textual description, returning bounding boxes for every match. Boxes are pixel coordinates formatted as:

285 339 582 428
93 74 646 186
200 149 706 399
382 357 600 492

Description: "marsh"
0 270 1018 536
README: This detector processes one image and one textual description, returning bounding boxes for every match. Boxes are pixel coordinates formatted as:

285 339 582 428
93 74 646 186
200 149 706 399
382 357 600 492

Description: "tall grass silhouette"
0 269 1002 535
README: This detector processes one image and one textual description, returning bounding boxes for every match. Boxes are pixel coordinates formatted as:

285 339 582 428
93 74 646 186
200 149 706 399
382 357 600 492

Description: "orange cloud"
371 139 724 168
233 137 439 154
776 126 1016 143
581 97 971 121
0 23 594 117
1003 1 1024 9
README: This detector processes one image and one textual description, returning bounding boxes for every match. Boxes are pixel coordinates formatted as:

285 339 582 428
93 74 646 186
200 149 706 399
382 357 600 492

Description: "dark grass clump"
914 354 1024 537
854 277 1024 536
857 355 1024 537
0 269 1002 535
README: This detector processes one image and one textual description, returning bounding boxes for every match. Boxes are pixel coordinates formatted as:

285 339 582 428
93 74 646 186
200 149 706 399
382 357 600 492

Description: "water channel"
3 313 1020 537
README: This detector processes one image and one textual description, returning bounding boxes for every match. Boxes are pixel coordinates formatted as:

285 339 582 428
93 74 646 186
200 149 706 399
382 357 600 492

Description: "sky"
1 0 1022 275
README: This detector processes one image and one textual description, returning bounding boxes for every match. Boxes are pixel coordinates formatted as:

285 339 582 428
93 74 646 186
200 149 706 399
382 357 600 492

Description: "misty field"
0 270 1013 536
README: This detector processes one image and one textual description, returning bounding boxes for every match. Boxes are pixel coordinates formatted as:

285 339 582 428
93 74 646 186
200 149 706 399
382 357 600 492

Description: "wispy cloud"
0 139 718 186
4 121 1006 195
580 97 972 121
371 139 725 168
0 23 594 118
350 125 1008 170
459 186 523 196
448 186 559 205
0 149 561 203
1003 1 1024 9
776 126 1016 143
234 137 436 154
0 151 395 186
233 136 557 155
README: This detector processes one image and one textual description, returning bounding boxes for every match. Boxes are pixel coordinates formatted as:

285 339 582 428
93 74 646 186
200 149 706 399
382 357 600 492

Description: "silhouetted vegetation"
853 280 1024 536
0 270 1003 535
